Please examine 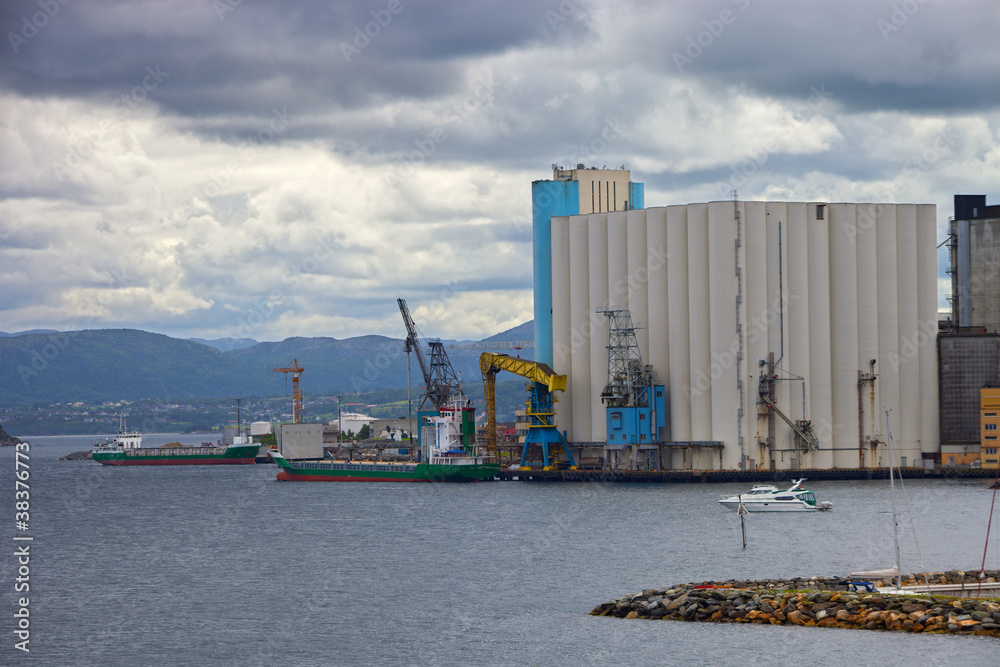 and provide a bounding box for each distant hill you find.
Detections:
[0,323,536,404]
[0,329,257,403]
[188,337,258,352]
[0,329,59,337]
[482,321,533,343]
